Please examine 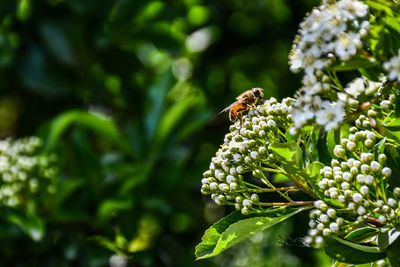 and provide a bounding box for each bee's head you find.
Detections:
[252,88,264,100]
